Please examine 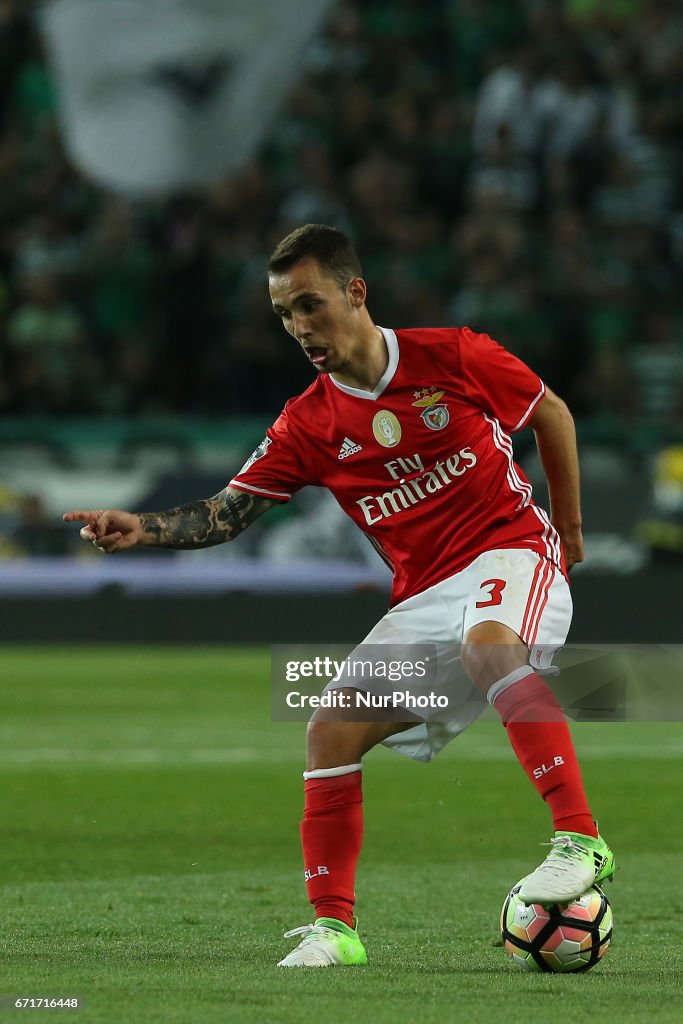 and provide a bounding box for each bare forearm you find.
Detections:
[527,390,584,568]
[139,499,229,549]
[138,488,276,549]
[533,407,582,530]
